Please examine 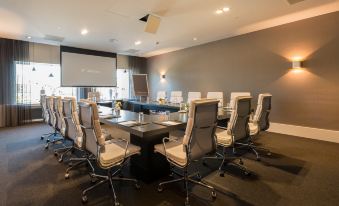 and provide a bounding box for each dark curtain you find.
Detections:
[128,56,147,99]
[0,38,31,127]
